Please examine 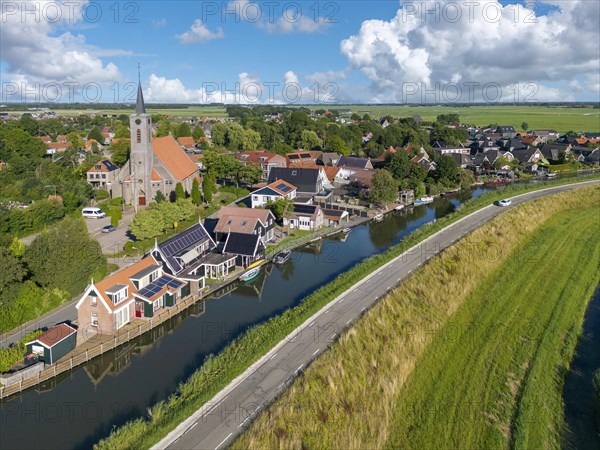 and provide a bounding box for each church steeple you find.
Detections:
[135,65,146,114]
